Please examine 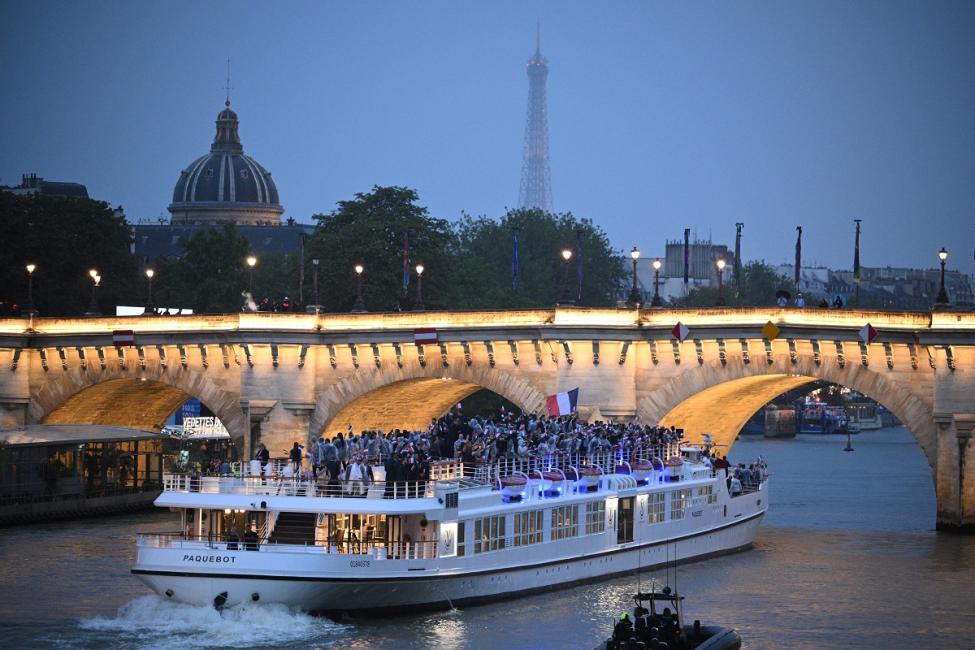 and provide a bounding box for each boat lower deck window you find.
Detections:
[647,492,666,524]
[551,504,579,541]
[513,510,544,546]
[585,500,606,534]
[671,488,692,520]
[473,515,505,554]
